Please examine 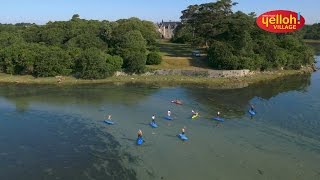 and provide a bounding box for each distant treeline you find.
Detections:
[0,15,161,79]
[302,23,320,40]
[172,0,314,70]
